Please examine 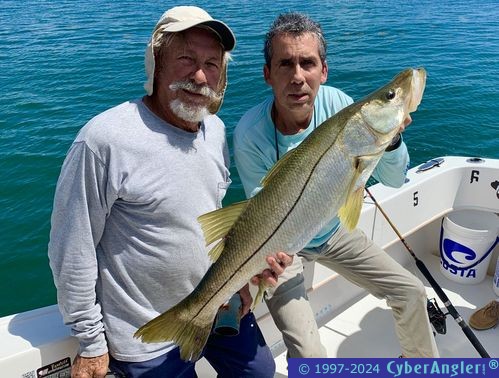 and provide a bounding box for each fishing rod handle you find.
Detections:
[460,323,491,358]
[415,259,490,358]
